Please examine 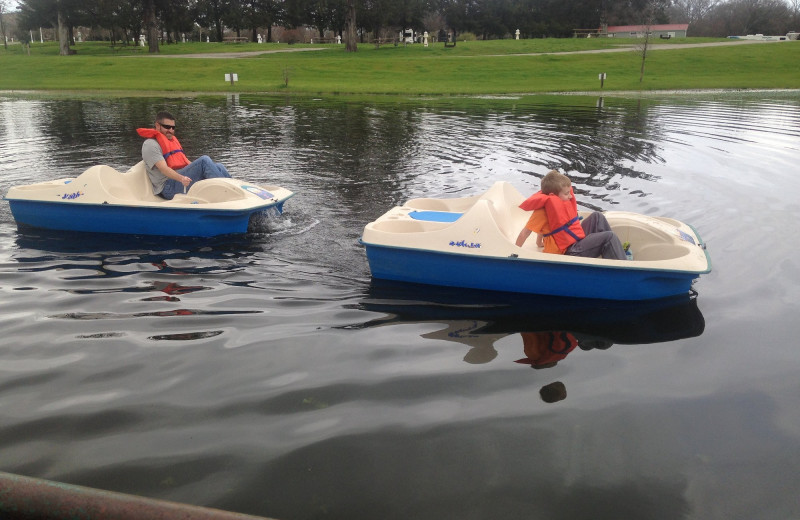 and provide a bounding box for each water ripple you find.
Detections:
[1,93,799,519]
